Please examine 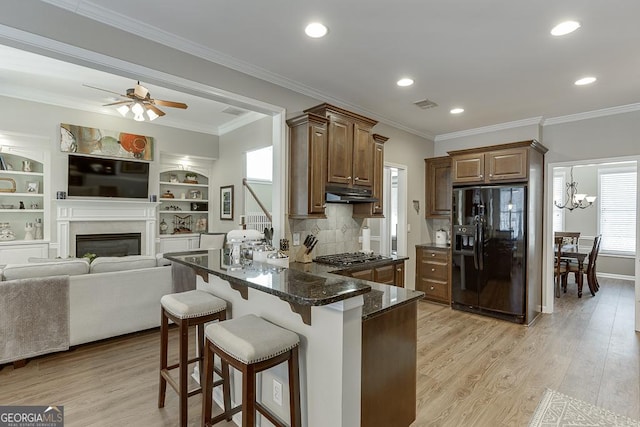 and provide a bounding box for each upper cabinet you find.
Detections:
[425,156,452,218]
[287,113,329,219]
[449,141,546,185]
[289,104,384,219]
[353,134,387,218]
[304,103,378,188]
